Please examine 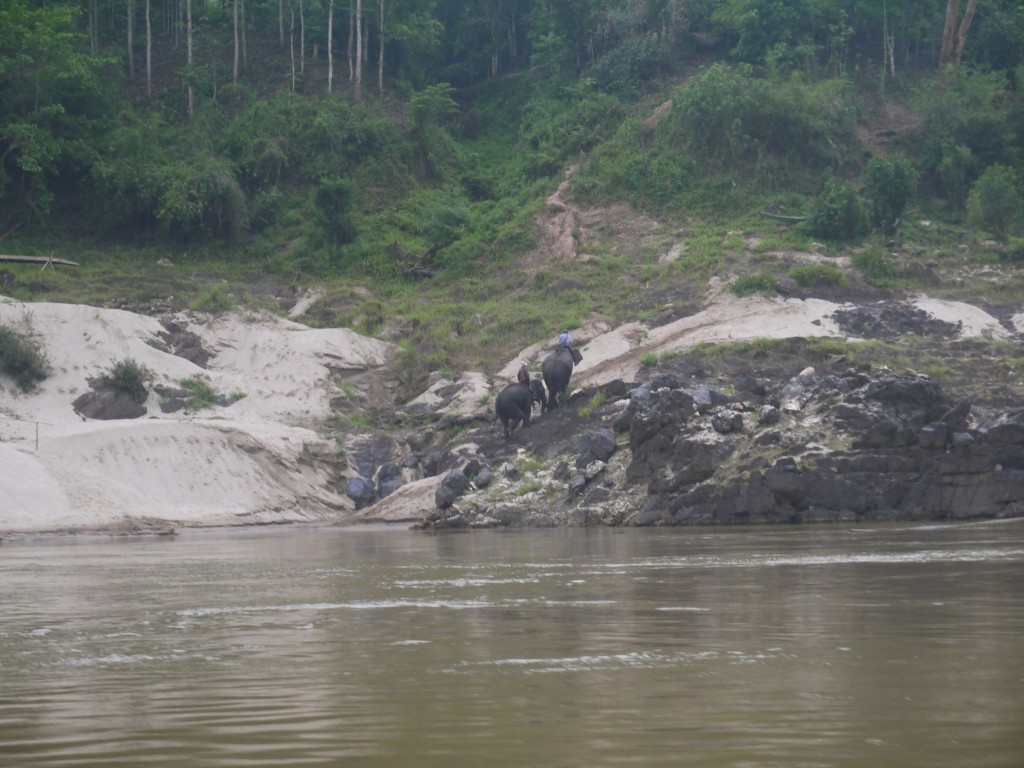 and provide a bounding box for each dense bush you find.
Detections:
[665,64,855,177]
[807,176,867,241]
[730,272,777,297]
[97,359,155,404]
[864,156,918,234]
[968,164,1023,240]
[909,70,1020,205]
[0,322,50,391]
